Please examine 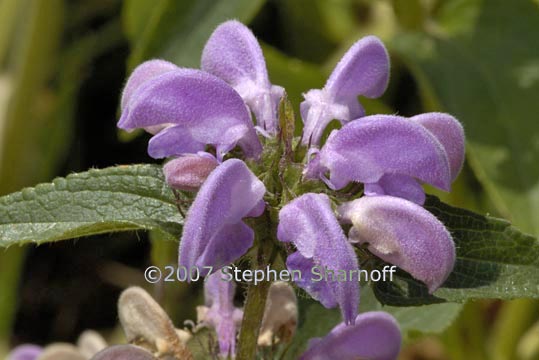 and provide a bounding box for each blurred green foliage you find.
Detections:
[1,0,539,358]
